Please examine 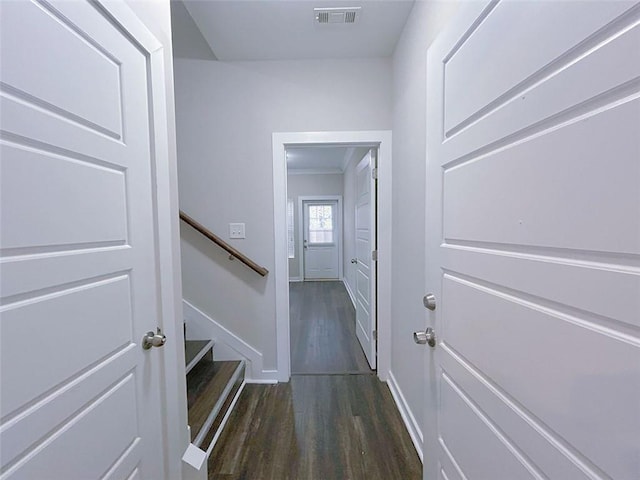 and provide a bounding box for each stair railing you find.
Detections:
[179,211,269,277]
